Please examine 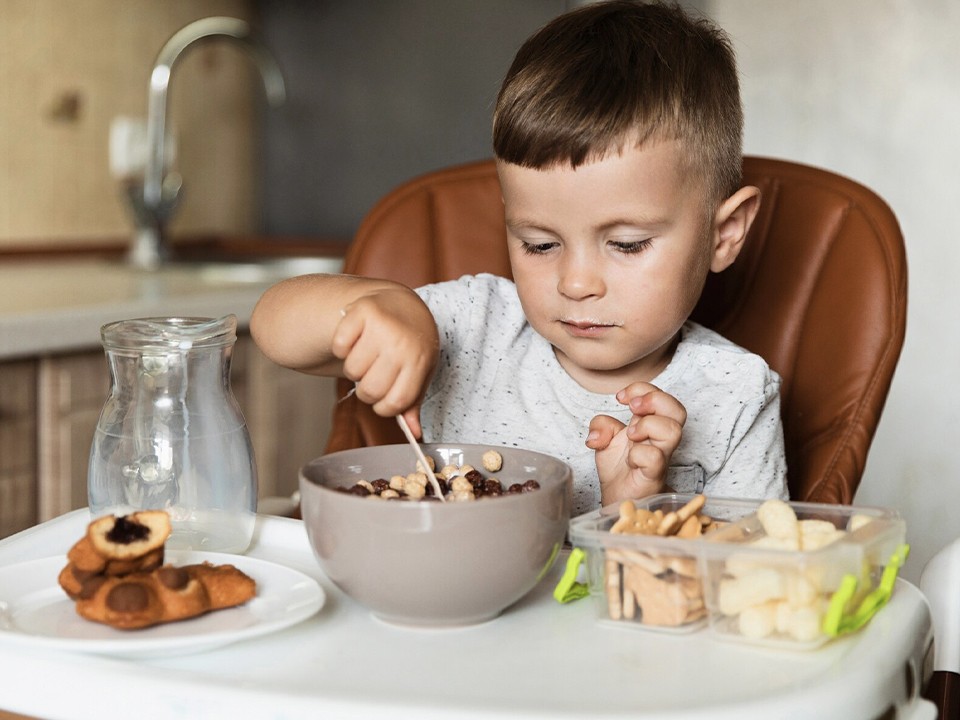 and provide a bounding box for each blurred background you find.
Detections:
[0,0,957,583]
